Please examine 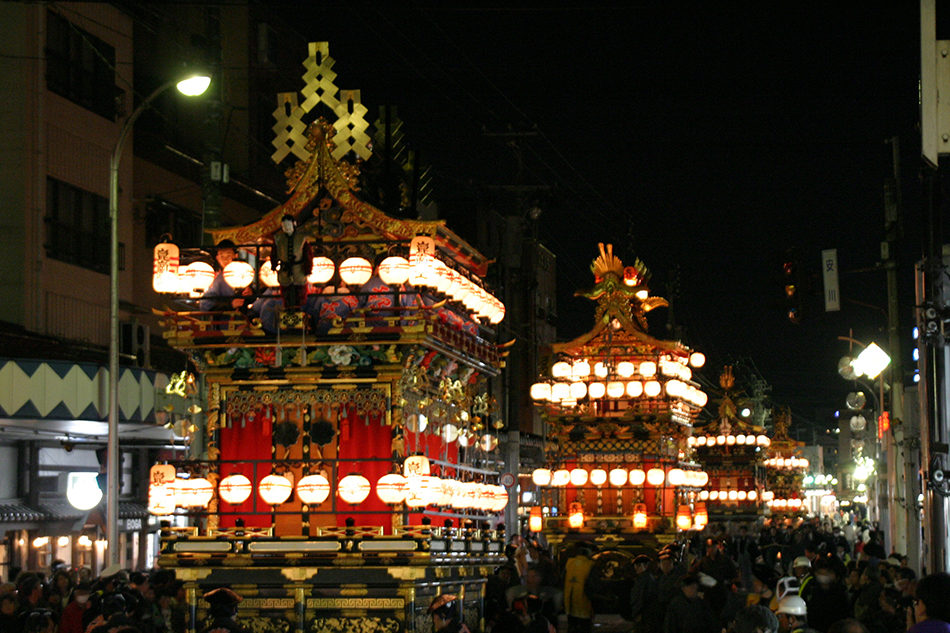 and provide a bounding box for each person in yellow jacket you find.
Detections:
[563,543,595,633]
